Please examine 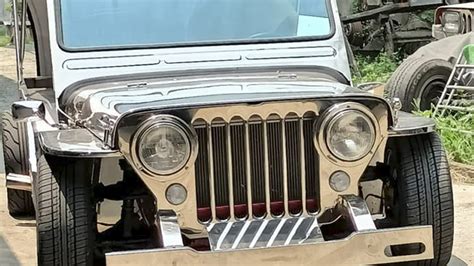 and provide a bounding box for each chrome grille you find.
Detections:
[194,112,320,223]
